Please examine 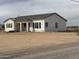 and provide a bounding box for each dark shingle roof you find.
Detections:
[15,13,56,22]
[4,13,67,22]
